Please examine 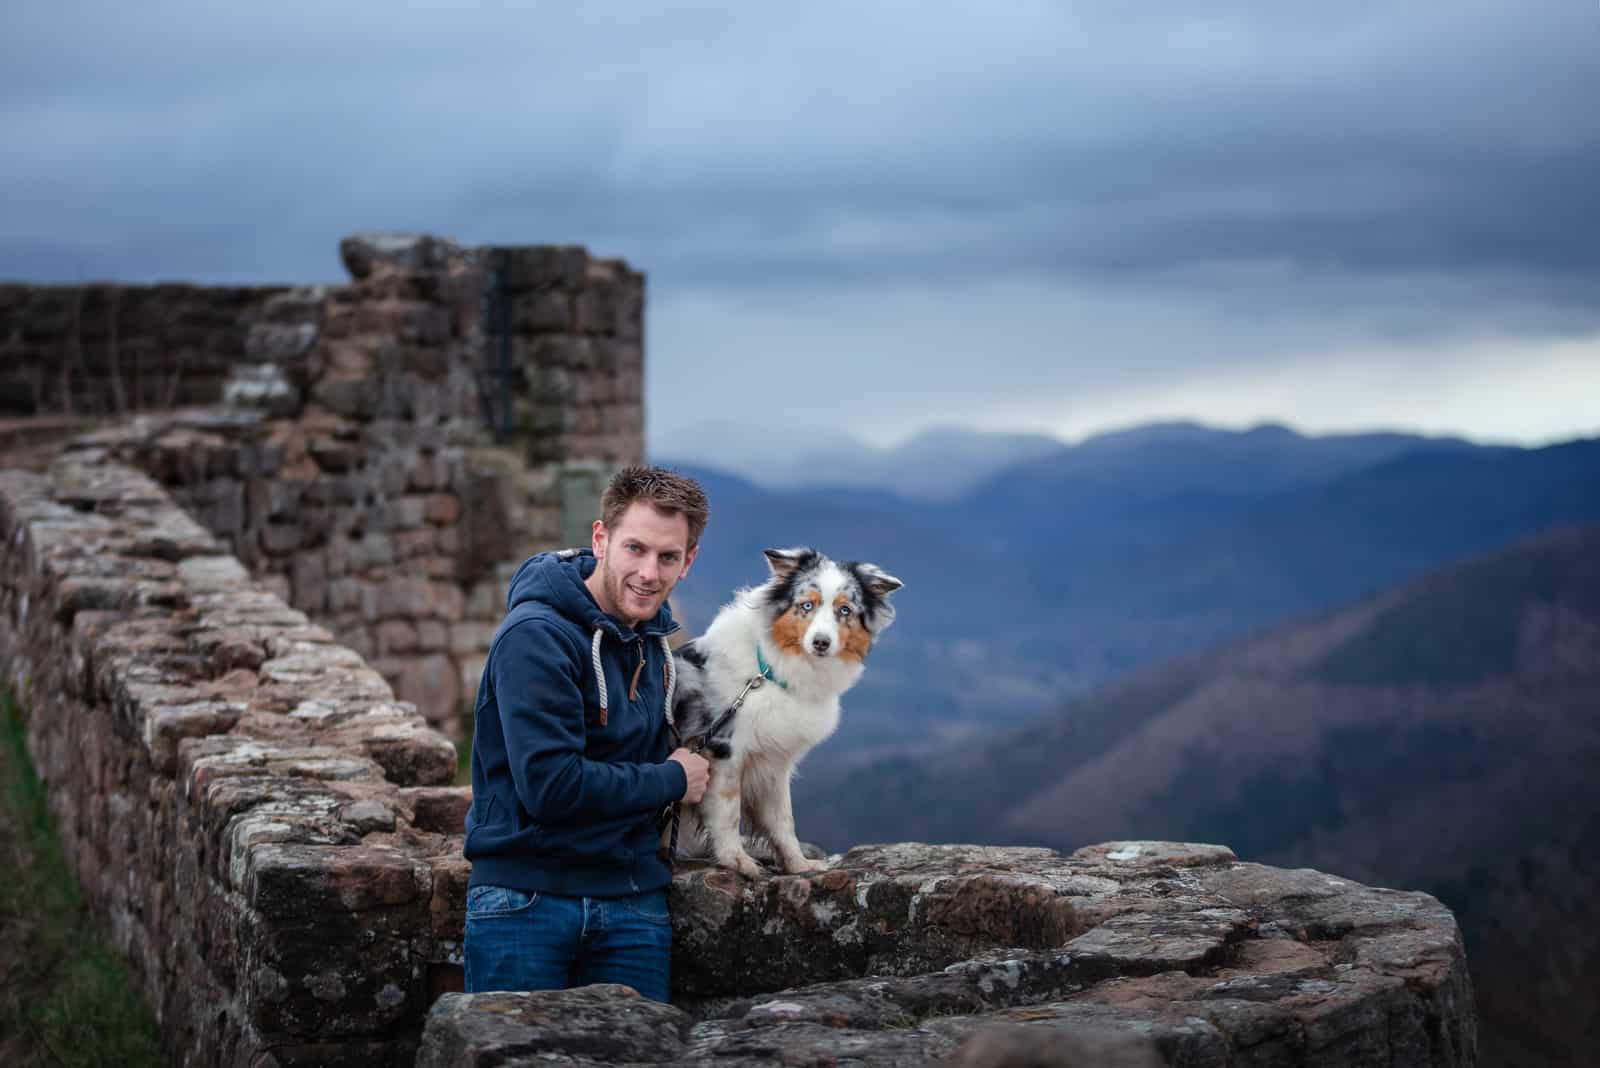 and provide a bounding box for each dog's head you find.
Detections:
[761,547,903,662]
